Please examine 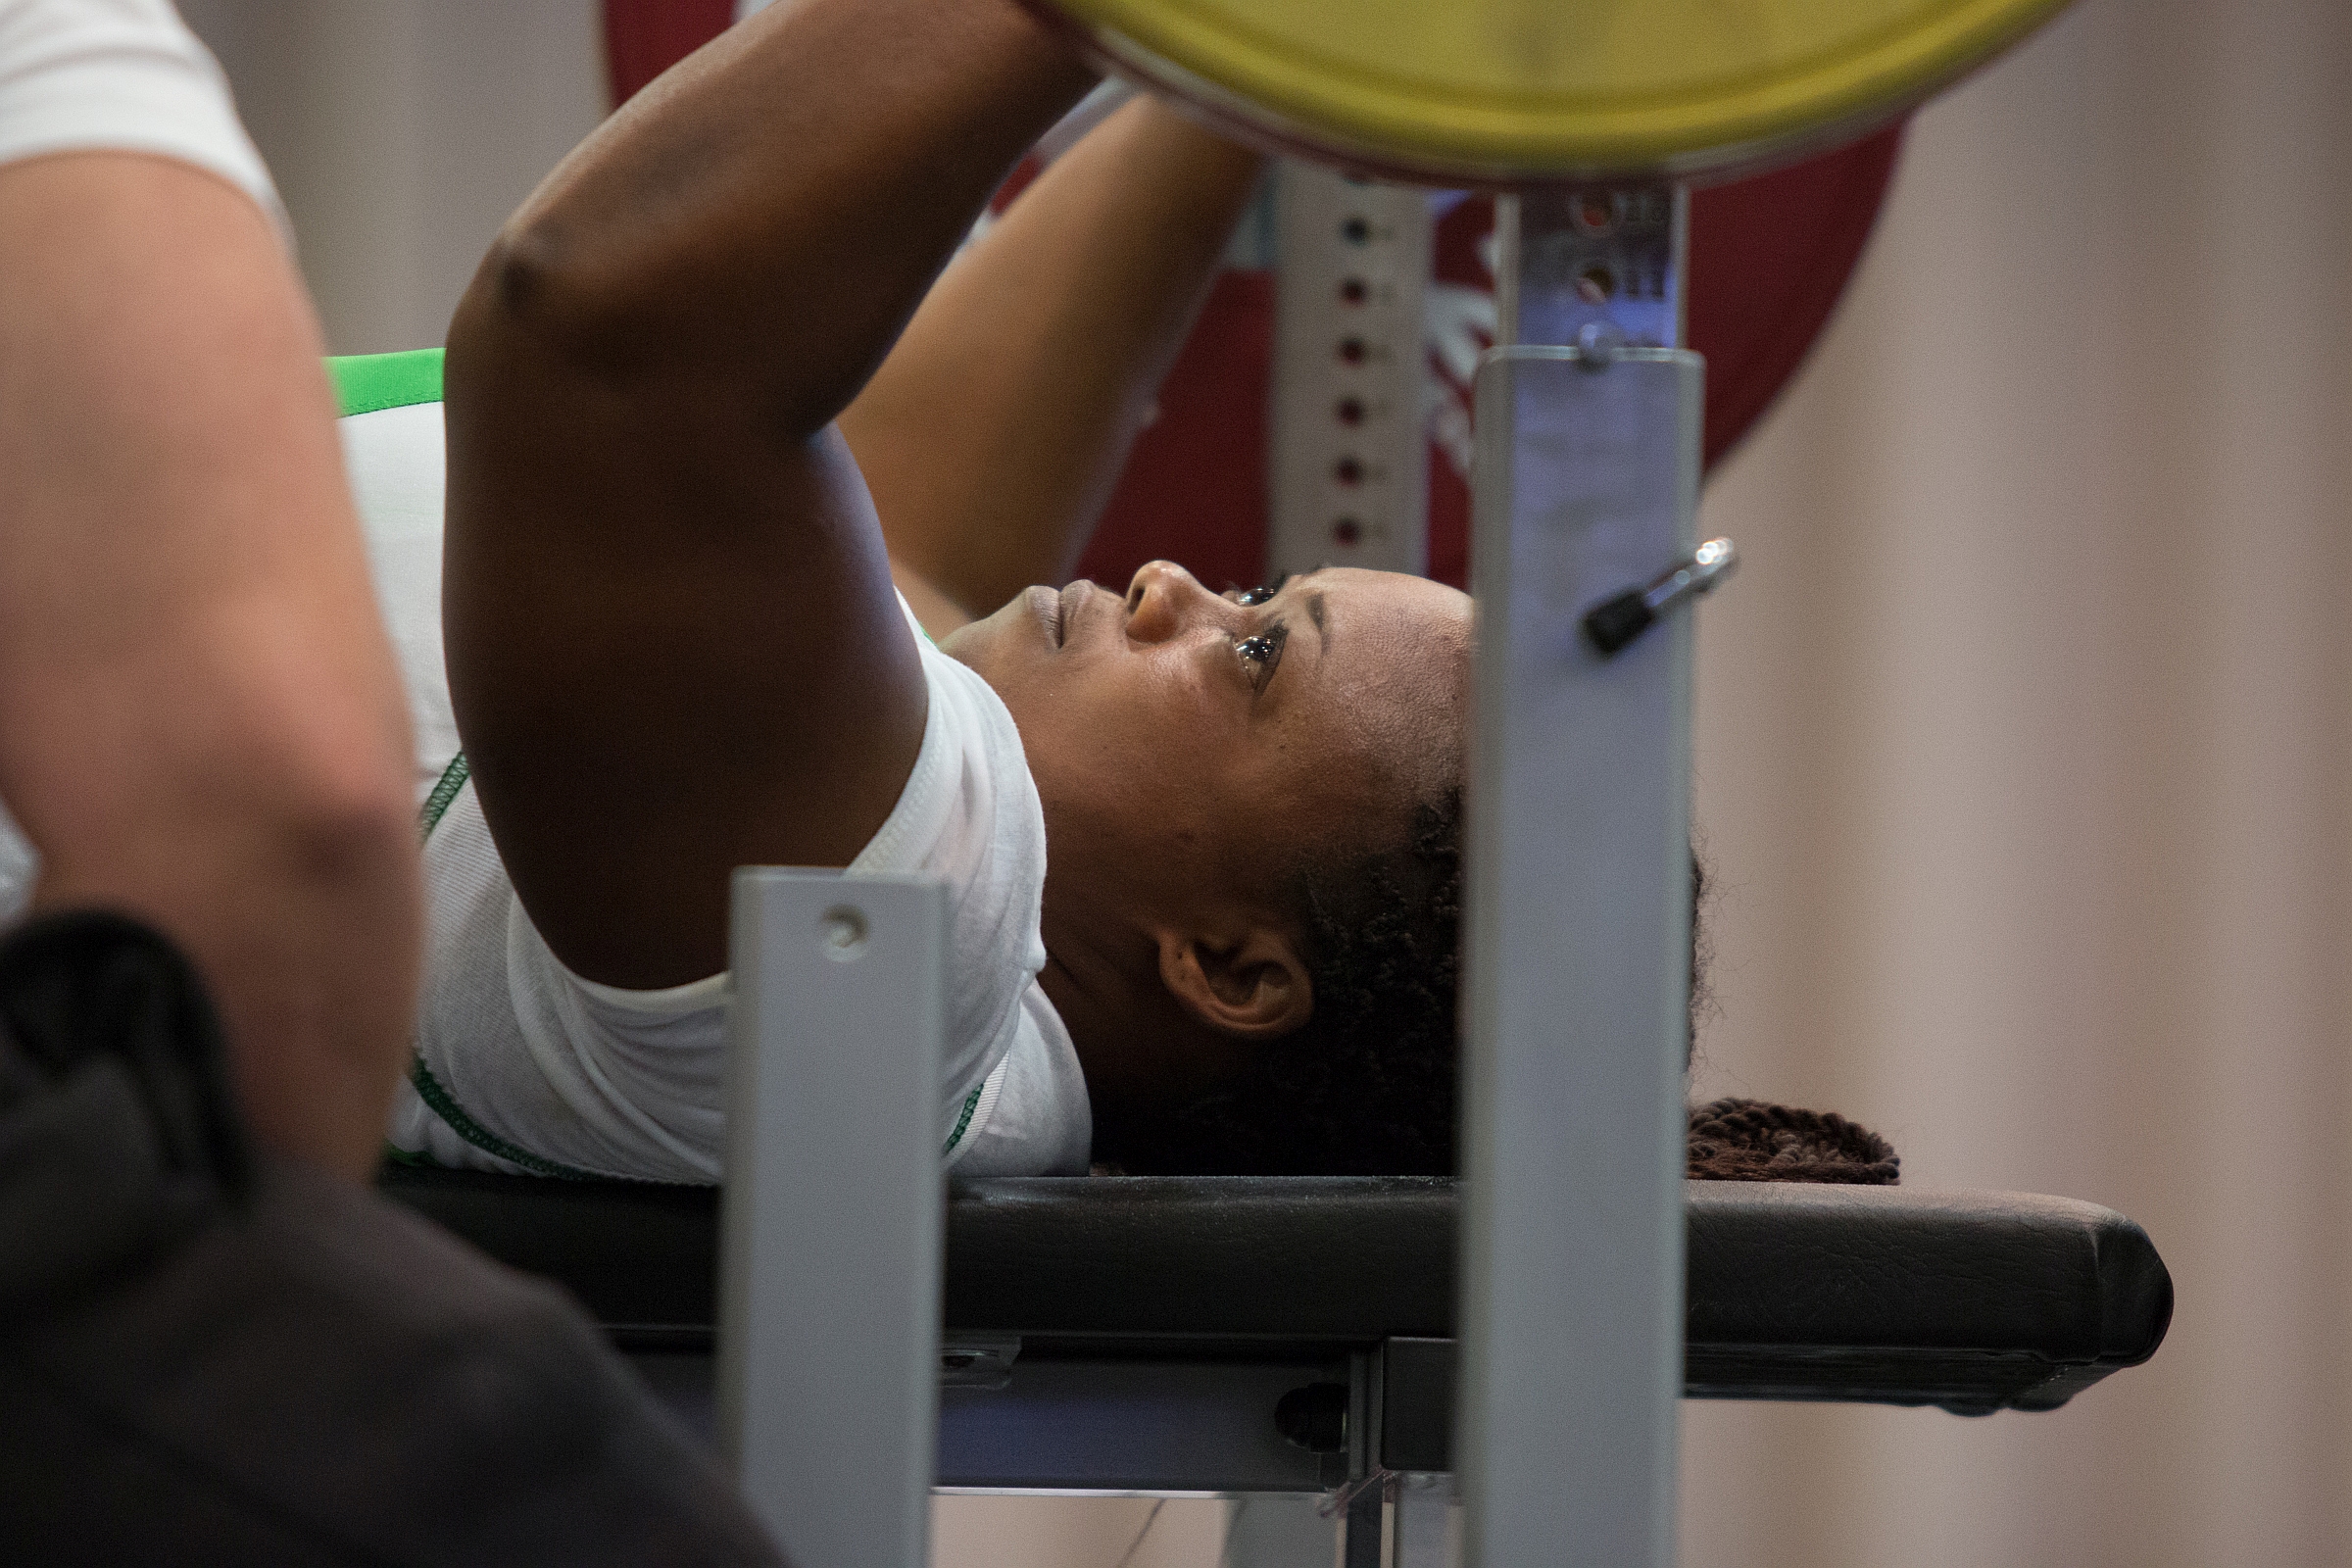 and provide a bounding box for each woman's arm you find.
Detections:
[442,0,1094,989]
[839,96,1266,634]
